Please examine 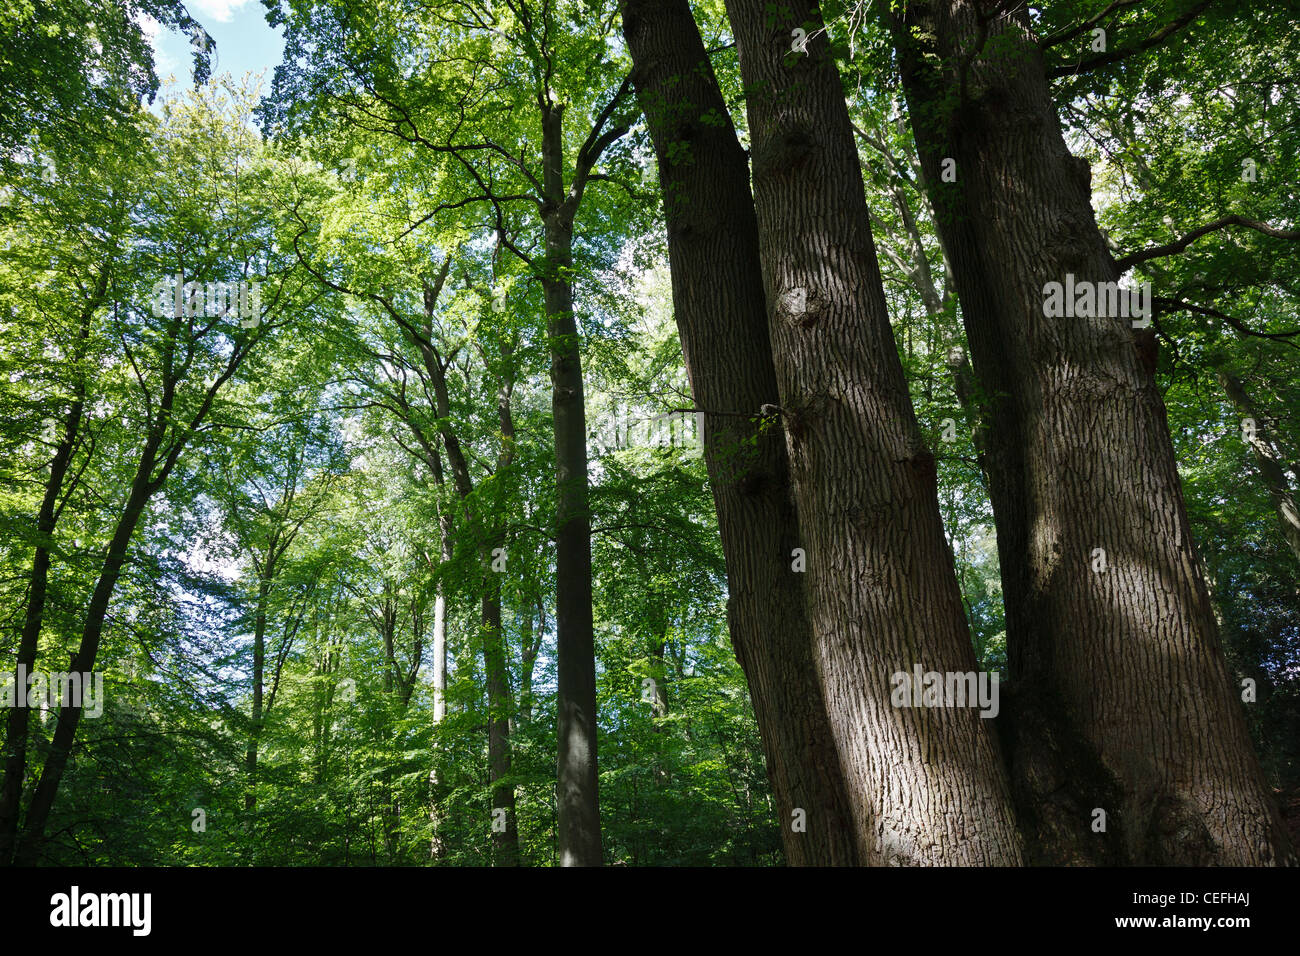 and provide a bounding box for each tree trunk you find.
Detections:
[429,513,451,861]
[0,395,84,863]
[412,268,522,864]
[541,102,603,867]
[622,0,861,865]
[891,0,1294,865]
[482,589,519,866]
[722,0,1025,865]
[432,521,451,726]
[11,293,249,861]
[0,279,101,864]
[1219,370,1300,566]
[13,464,157,865]
[245,573,272,811]
[484,367,520,867]
[518,597,542,725]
